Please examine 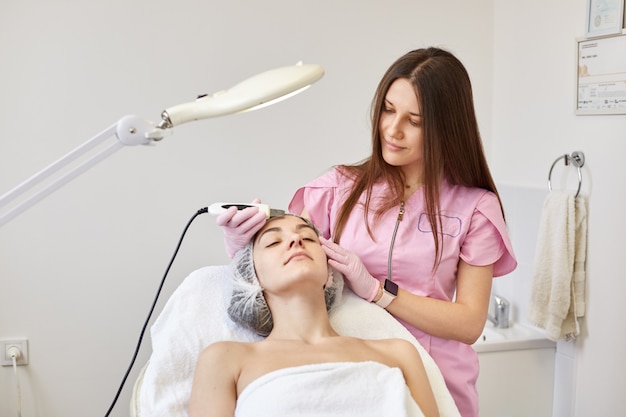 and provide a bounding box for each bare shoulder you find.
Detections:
[190,341,255,416]
[367,337,420,355]
[202,340,253,354]
[196,341,253,371]
[364,338,424,367]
